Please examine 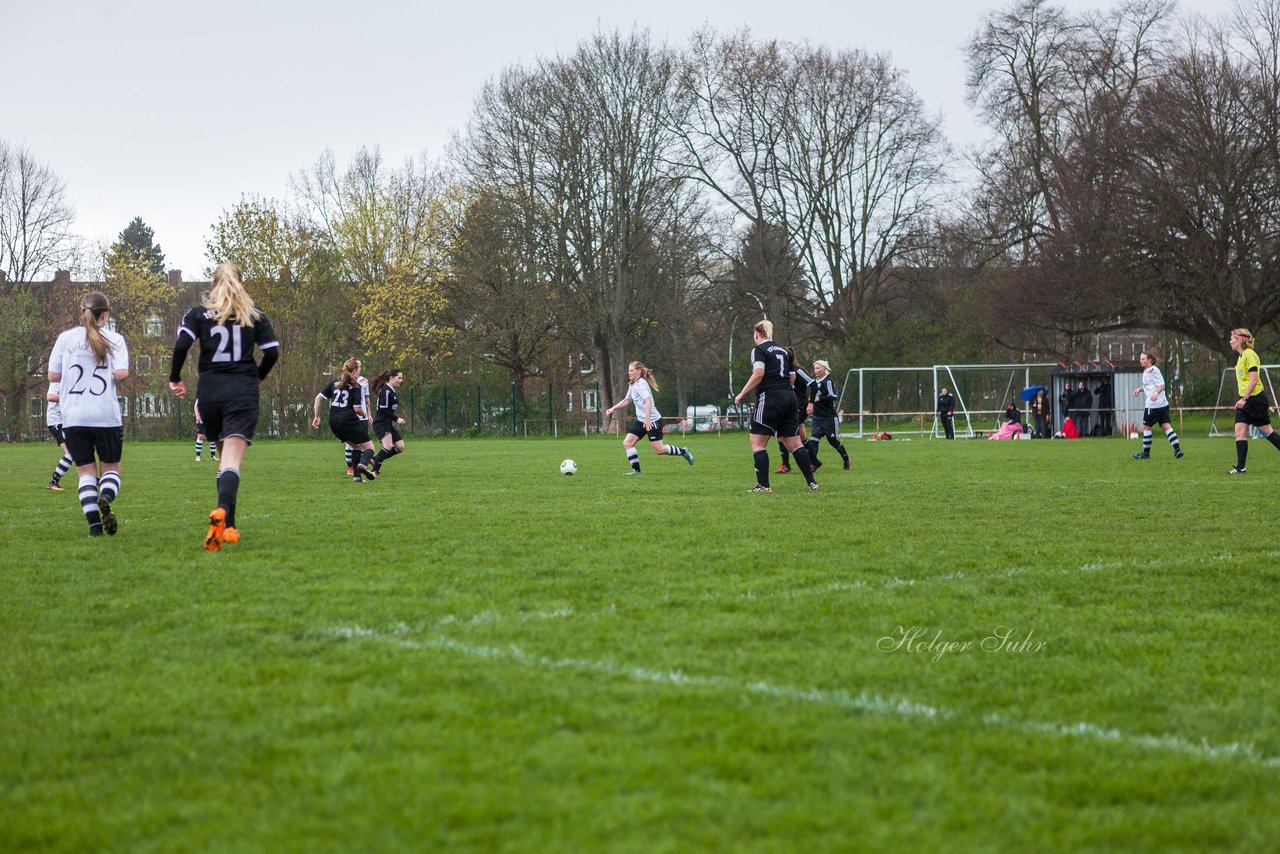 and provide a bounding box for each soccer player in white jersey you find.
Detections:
[44,382,74,491]
[47,292,130,536]
[604,360,694,475]
[1131,349,1183,460]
